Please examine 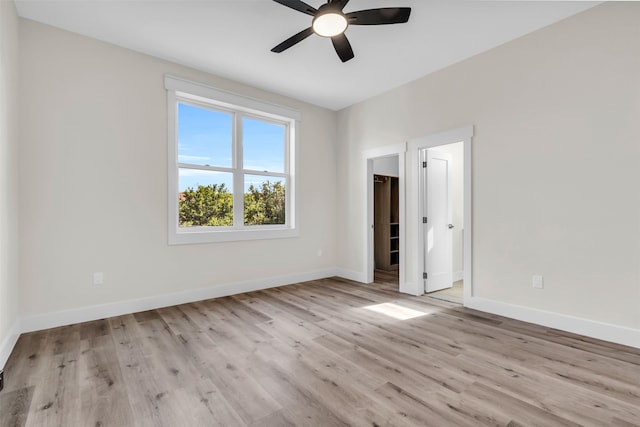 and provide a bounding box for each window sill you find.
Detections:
[168,227,298,245]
